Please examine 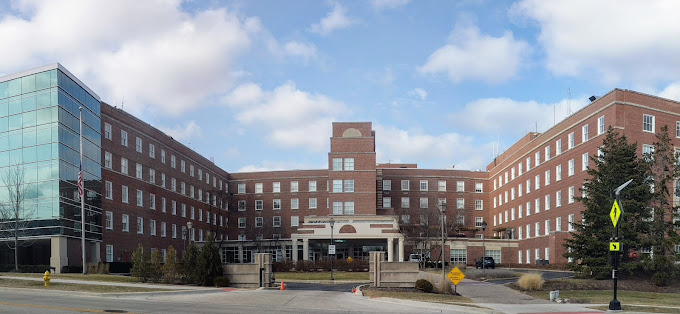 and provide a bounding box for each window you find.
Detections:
[291,198,299,210]
[518,163,523,176]
[457,181,464,192]
[568,159,575,176]
[556,191,562,207]
[643,144,655,161]
[332,158,342,170]
[535,151,540,165]
[677,122,680,138]
[180,160,185,173]
[291,216,299,227]
[291,181,299,192]
[420,197,428,208]
[161,222,166,237]
[149,168,155,183]
[161,173,165,187]
[103,123,112,140]
[598,115,605,135]
[568,132,574,149]
[545,194,551,211]
[309,198,317,209]
[122,186,128,203]
[136,137,142,153]
[401,197,409,208]
[535,222,540,237]
[526,224,531,239]
[255,200,263,211]
[511,208,515,221]
[545,170,550,186]
[526,179,531,194]
[556,139,562,155]
[475,183,483,193]
[643,114,655,133]
[191,206,195,220]
[568,186,575,204]
[568,214,575,231]
[198,169,202,180]
[150,220,156,236]
[475,199,483,210]
[545,145,551,161]
[150,194,156,209]
[582,153,589,171]
[344,201,355,215]
[105,211,113,230]
[511,168,516,180]
[170,155,176,168]
[120,158,128,175]
[161,149,166,163]
[273,199,281,210]
[172,224,177,239]
[135,164,142,179]
[182,204,186,218]
[344,180,354,192]
[333,202,343,215]
[273,216,281,227]
[255,183,263,194]
[526,156,531,170]
[136,217,143,234]
[238,200,246,211]
[121,130,128,146]
[333,180,342,193]
[457,198,464,209]
[105,181,113,199]
[535,198,540,213]
[383,197,391,208]
[106,245,114,263]
[344,158,354,170]
[309,181,317,192]
[526,202,531,216]
[149,144,155,158]
[401,180,410,191]
[475,217,483,228]
[582,125,589,142]
[518,250,523,264]
[273,182,280,193]
[450,249,467,264]
[238,183,246,194]
[420,180,428,191]
[181,182,185,195]
[104,152,112,169]
[171,201,177,215]
[383,180,391,191]
[255,217,263,228]
[238,217,246,228]
[535,175,540,189]
[556,217,562,232]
